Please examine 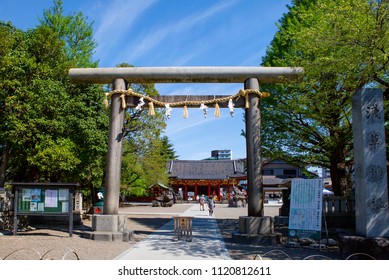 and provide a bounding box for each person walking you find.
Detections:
[208,195,215,216]
[199,195,205,211]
